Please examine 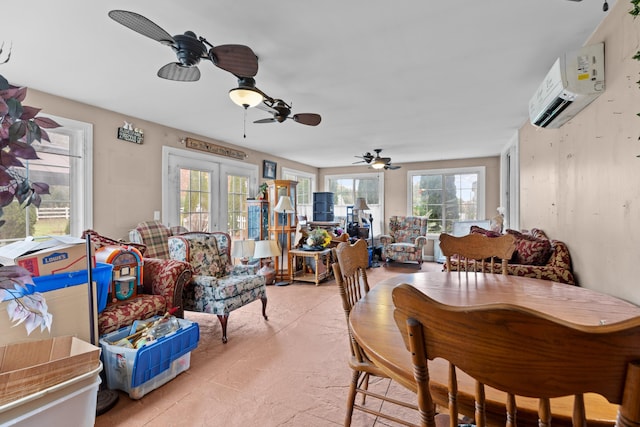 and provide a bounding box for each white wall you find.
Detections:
[519,0,640,304]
